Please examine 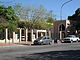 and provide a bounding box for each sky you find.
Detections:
[0,0,80,20]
